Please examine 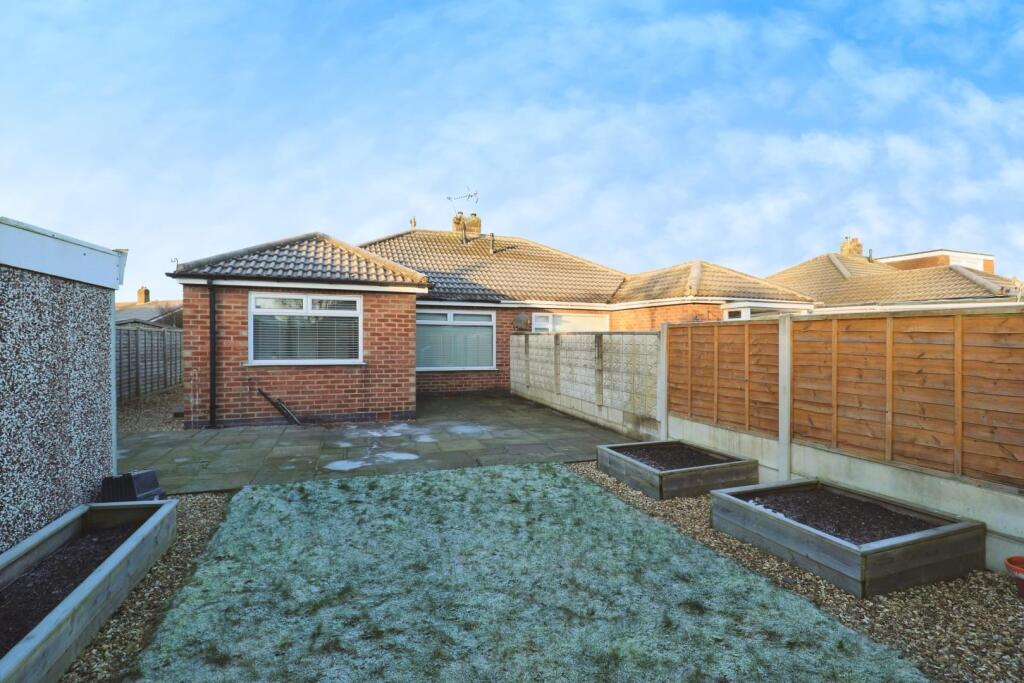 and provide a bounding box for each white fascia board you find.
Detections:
[173,278,428,294]
[721,300,815,312]
[811,298,1020,315]
[876,249,993,262]
[0,216,127,289]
